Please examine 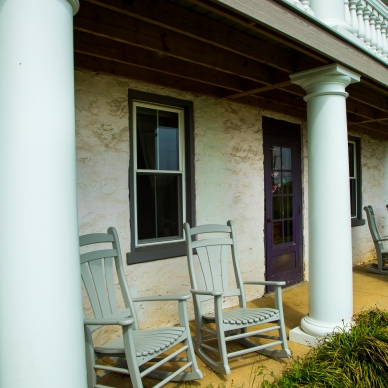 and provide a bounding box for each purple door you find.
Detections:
[263,117,302,291]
